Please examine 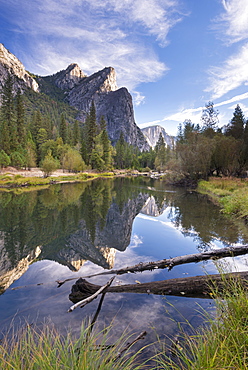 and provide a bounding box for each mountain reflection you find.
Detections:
[0,178,160,292]
[1,177,248,294]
